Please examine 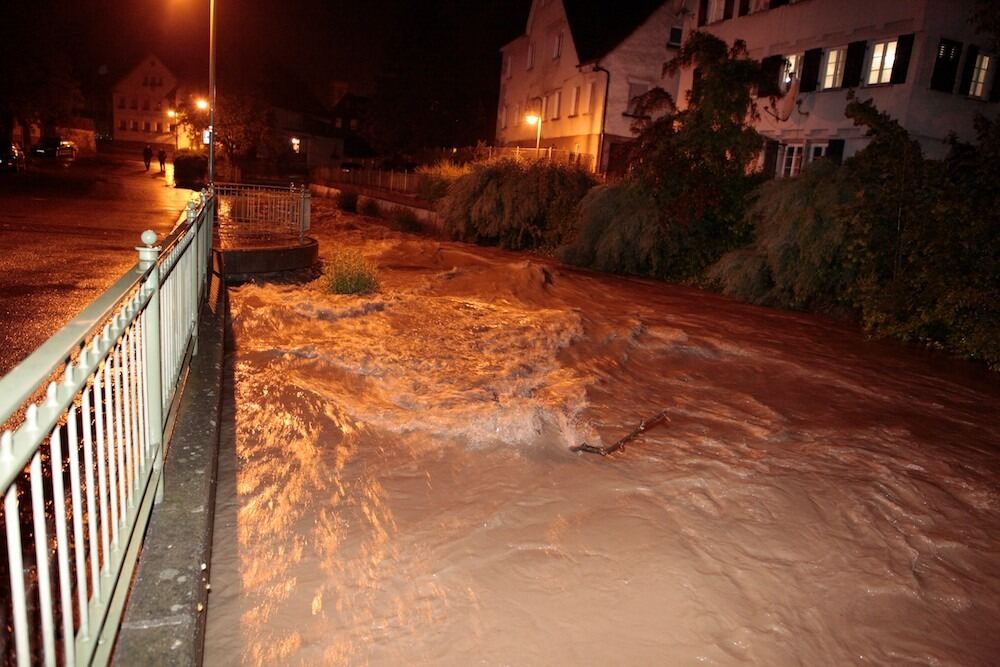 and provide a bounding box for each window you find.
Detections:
[822,47,846,89]
[551,90,561,119]
[626,81,649,115]
[130,98,138,110]
[782,53,801,91]
[807,143,827,162]
[707,0,723,23]
[570,86,581,116]
[585,82,595,114]
[969,53,991,98]
[118,96,125,109]
[130,120,138,131]
[931,39,963,92]
[867,39,897,85]
[527,42,535,69]
[553,32,562,59]
[350,119,358,130]
[156,122,163,133]
[143,121,150,132]
[119,119,126,130]
[780,144,803,177]
[667,26,683,48]
[501,104,508,129]
[514,103,521,126]
[542,95,549,118]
